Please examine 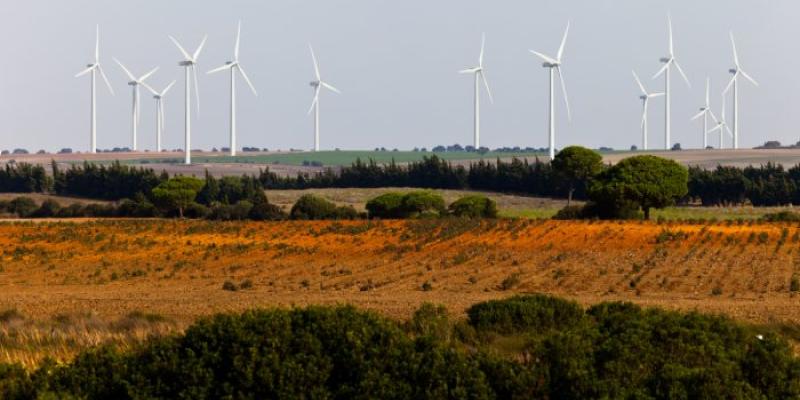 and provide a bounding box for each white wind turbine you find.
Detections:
[724,32,758,150]
[633,71,664,151]
[691,78,717,149]
[308,44,340,152]
[208,21,258,157]
[144,81,176,153]
[459,33,493,150]
[708,94,733,149]
[169,34,207,164]
[113,59,159,151]
[530,21,571,160]
[75,25,114,154]
[653,15,691,150]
